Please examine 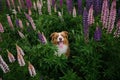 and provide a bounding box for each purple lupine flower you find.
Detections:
[52,0,55,7]
[21,0,25,8]
[16,19,19,27]
[66,0,73,14]
[101,0,109,29]
[78,0,82,15]
[93,0,102,15]
[86,0,93,10]
[18,19,24,29]
[26,0,32,15]
[94,24,102,41]
[107,0,116,33]
[88,5,94,26]
[0,23,4,33]
[83,7,89,43]
[38,31,47,44]
[24,12,36,30]
[60,0,63,7]
[118,7,120,19]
